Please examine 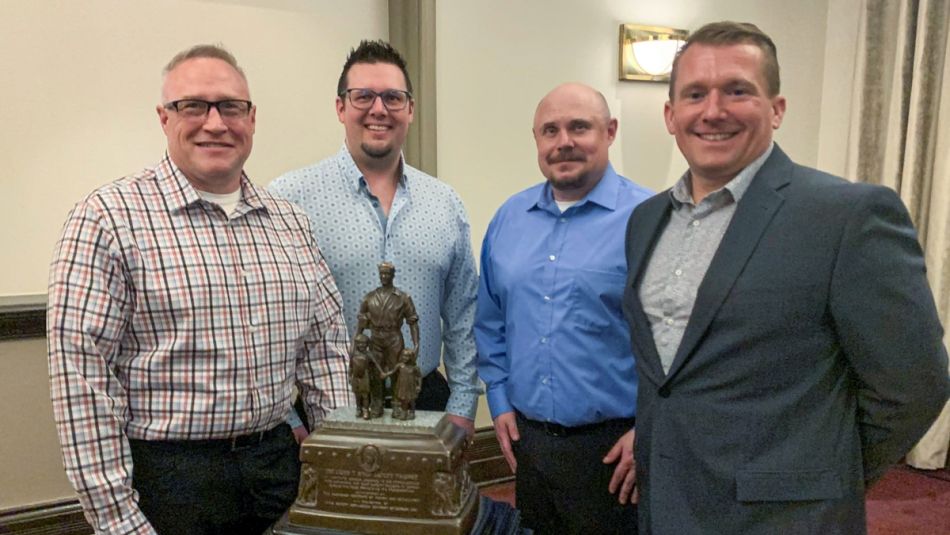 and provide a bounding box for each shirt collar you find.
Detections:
[669,142,774,208]
[156,153,266,213]
[531,162,621,214]
[337,143,407,195]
